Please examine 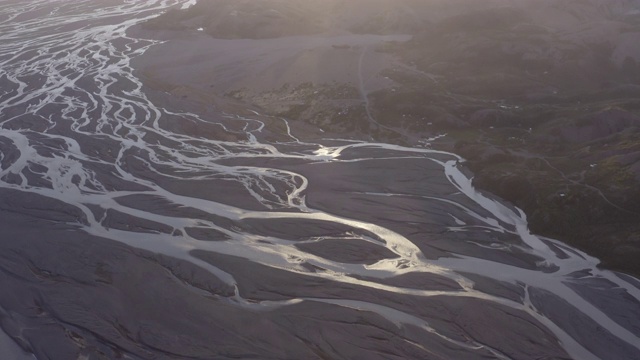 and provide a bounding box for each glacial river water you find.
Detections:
[1,1,639,359]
